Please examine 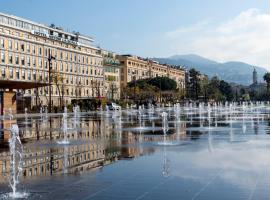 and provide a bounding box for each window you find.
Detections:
[45,73,48,82]
[16,69,19,79]
[8,53,12,64]
[39,58,42,68]
[27,57,30,66]
[1,67,5,78]
[39,47,42,55]
[14,41,18,50]
[8,40,12,49]
[39,72,42,81]
[1,52,5,63]
[9,68,13,79]
[32,45,36,54]
[15,55,19,65]
[22,69,25,79]
[33,70,36,80]
[44,60,47,69]
[33,57,36,67]
[27,44,30,53]
[28,70,31,80]
[21,43,24,52]
[0,38,4,48]
[21,56,25,65]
